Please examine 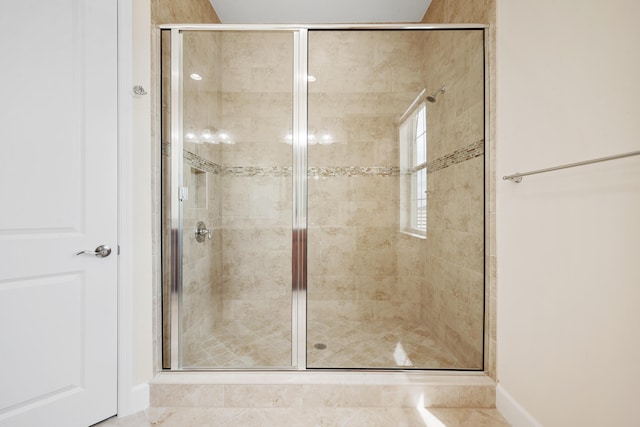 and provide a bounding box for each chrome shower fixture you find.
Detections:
[426,85,446,103]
